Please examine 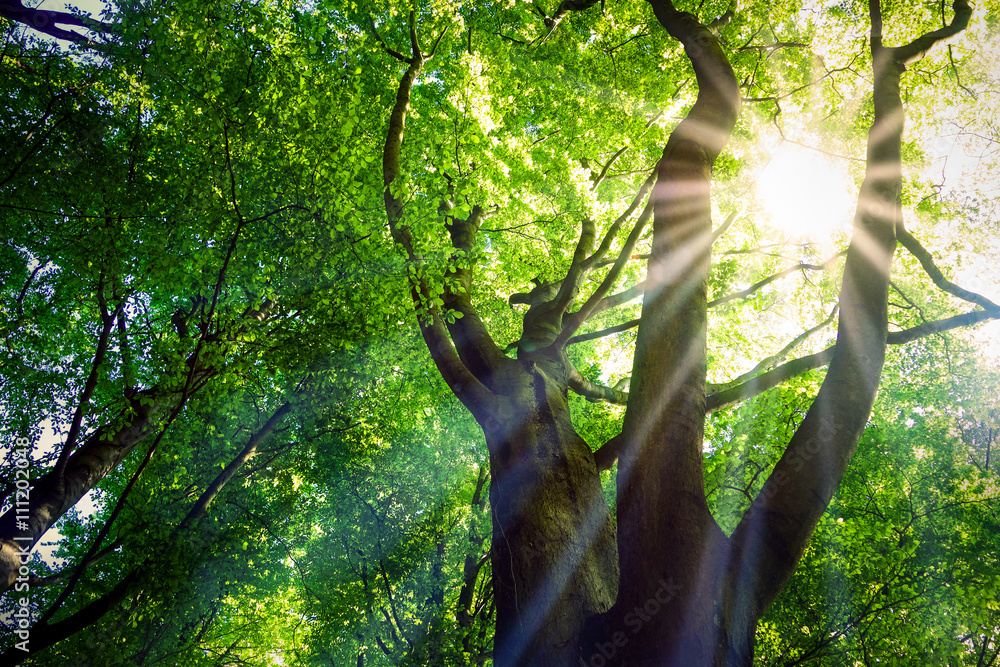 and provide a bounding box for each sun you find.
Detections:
[756,141,855,240]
